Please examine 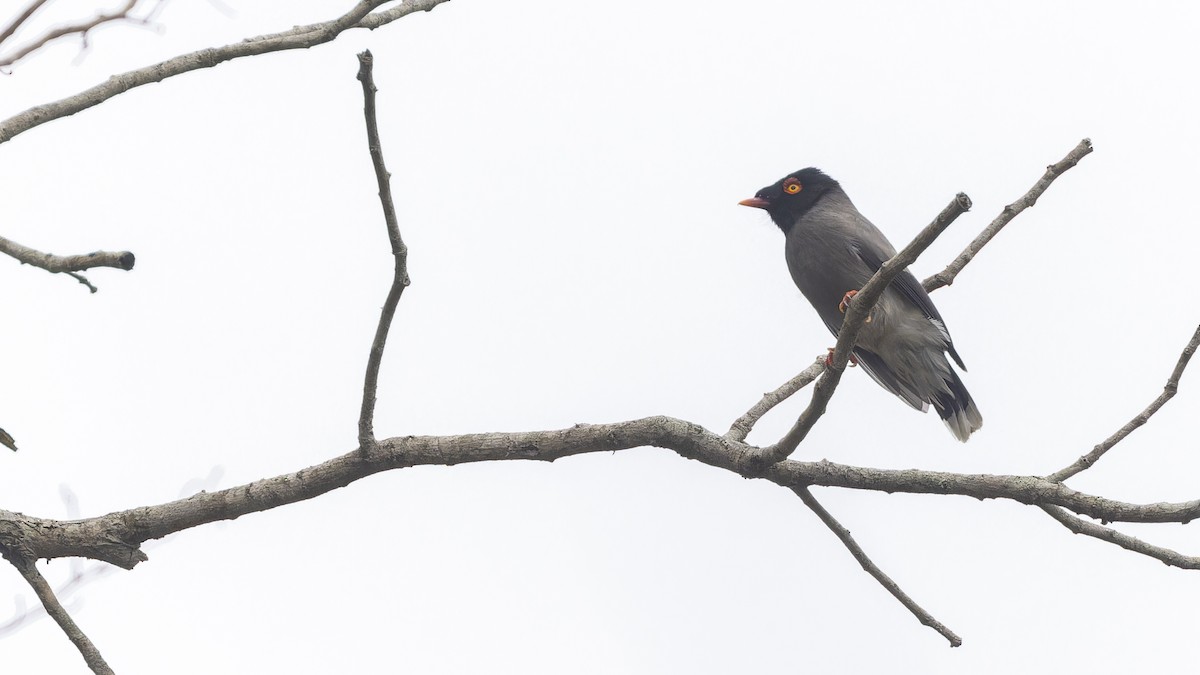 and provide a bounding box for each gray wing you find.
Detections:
[851,241,967,371]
